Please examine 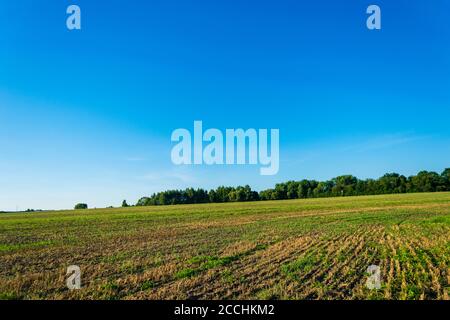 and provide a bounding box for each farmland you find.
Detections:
[0,192,449,300]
